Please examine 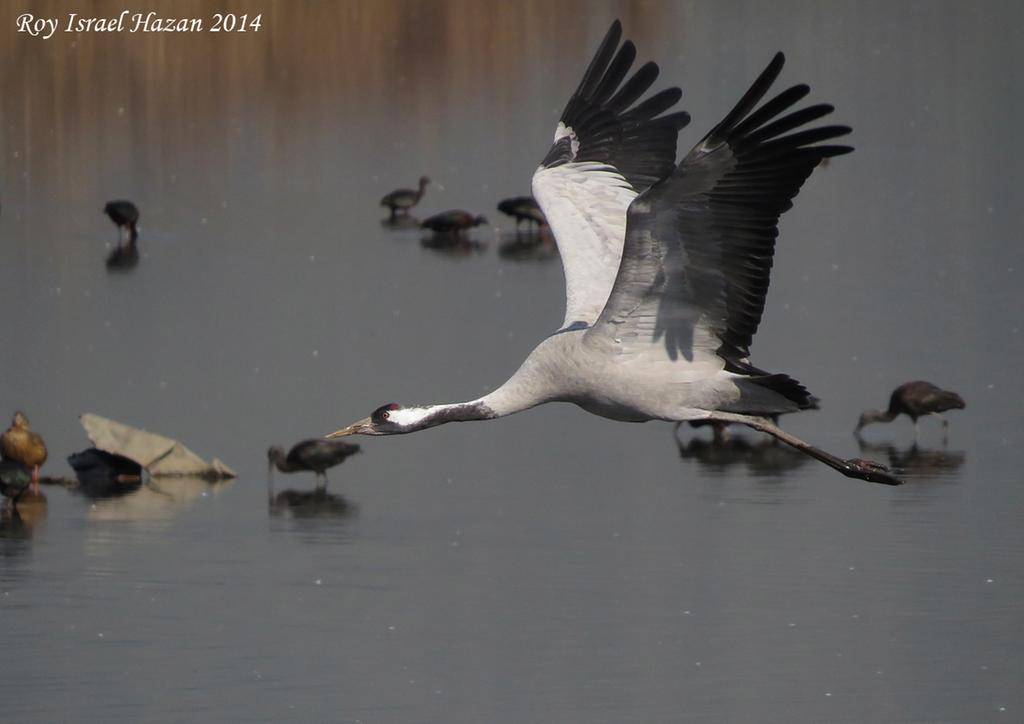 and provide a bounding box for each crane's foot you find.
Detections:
[842,458,903,486]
